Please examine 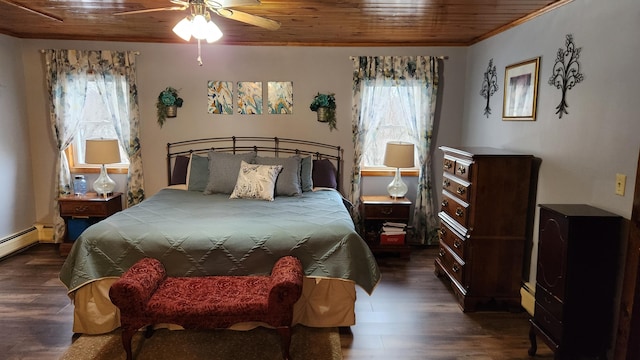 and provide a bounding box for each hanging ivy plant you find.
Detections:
[309,92,337,131]
[156,87,184,127]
